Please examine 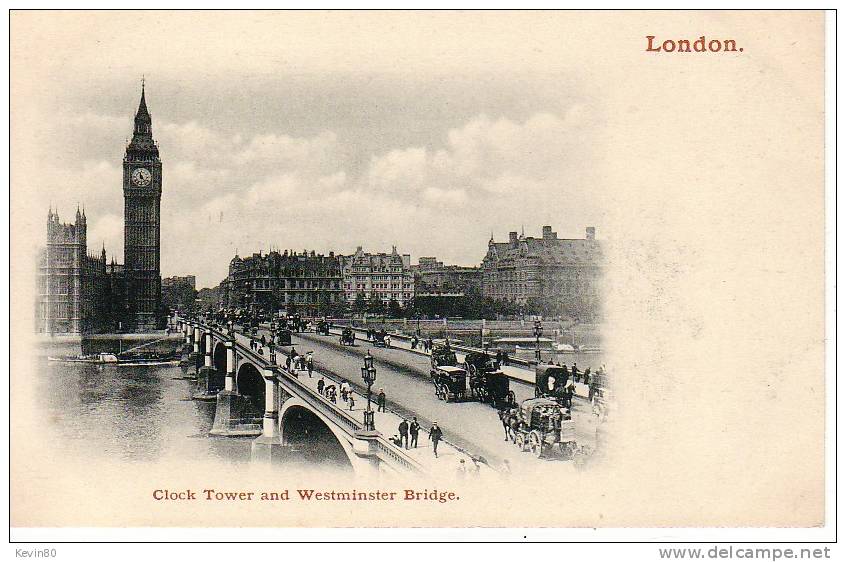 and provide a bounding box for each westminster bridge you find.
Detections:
[174,316,601,478]
[176,317,427,476]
